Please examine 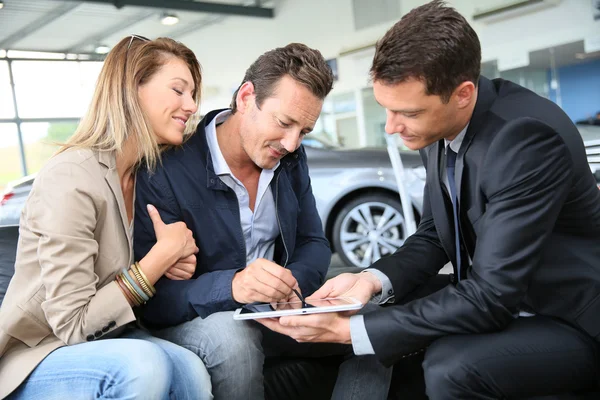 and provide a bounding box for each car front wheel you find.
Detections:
[332,193,407,269]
